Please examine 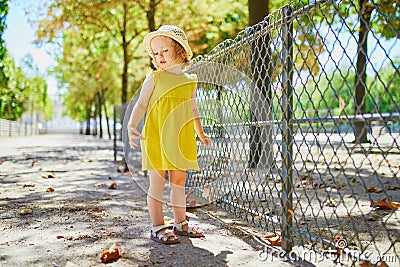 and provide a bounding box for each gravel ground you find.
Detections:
[0,134,301,267]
